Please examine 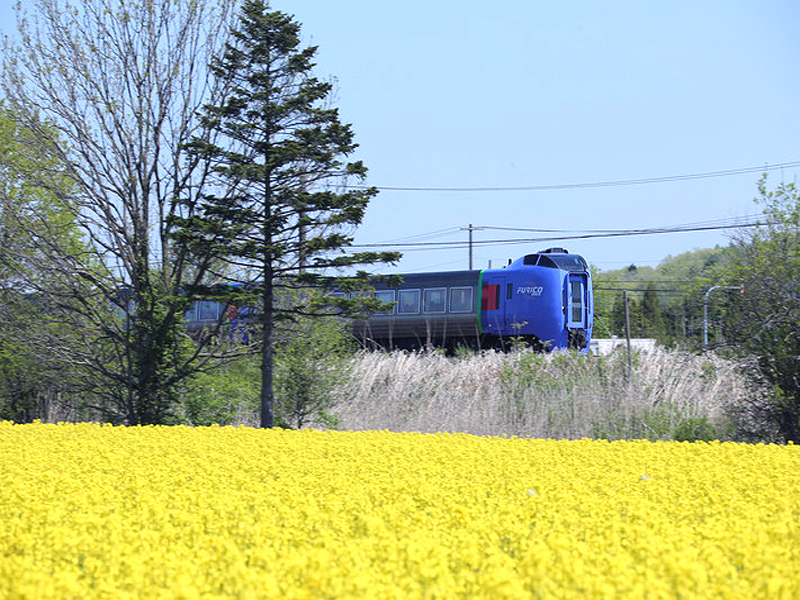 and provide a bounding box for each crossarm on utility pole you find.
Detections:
[459,224,485,270]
